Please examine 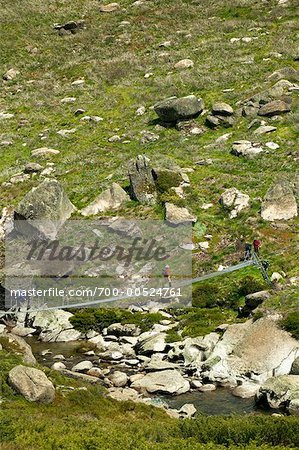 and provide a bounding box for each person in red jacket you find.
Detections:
[163,265,172,287]
[253,239,261,255]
